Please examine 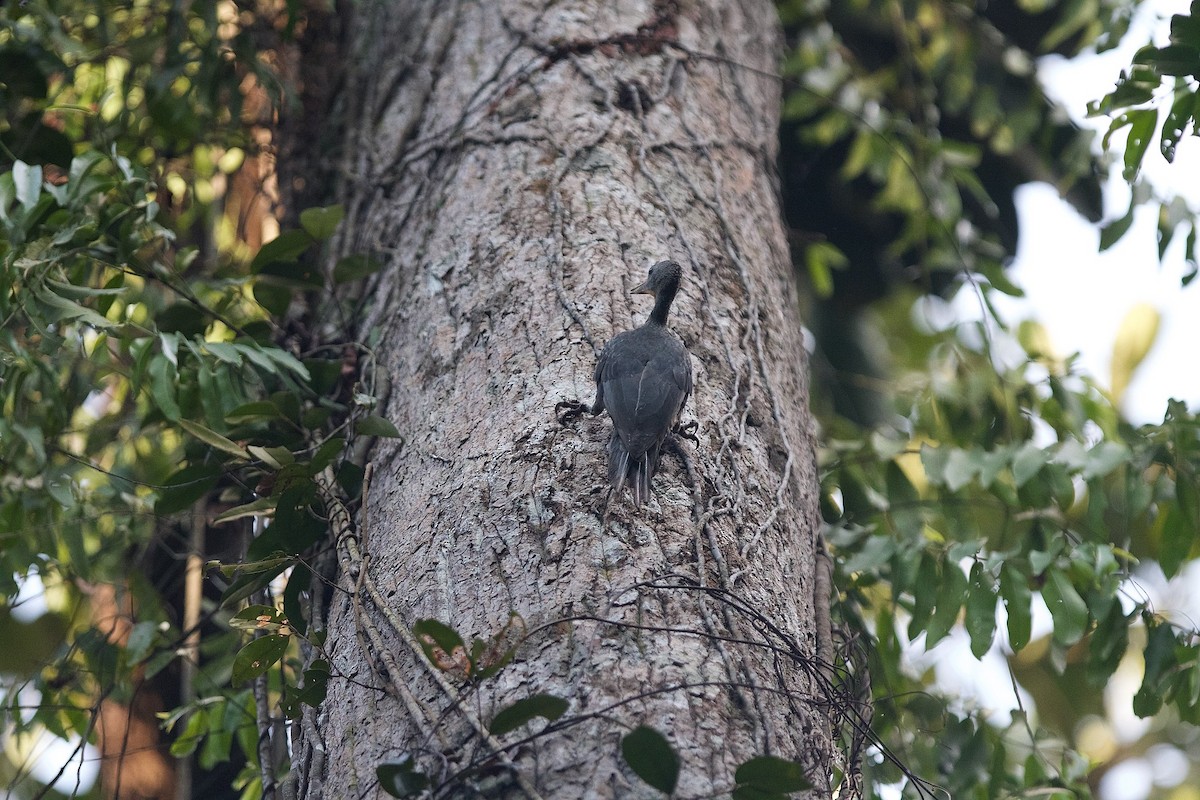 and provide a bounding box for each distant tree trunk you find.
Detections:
[298,1,832,797]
